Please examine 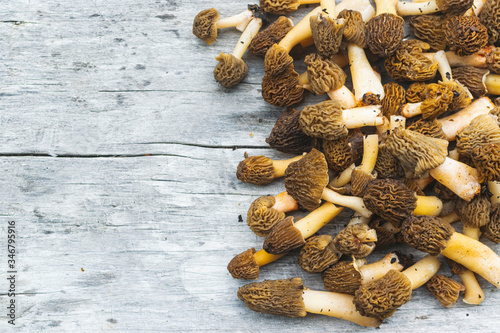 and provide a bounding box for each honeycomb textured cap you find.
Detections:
[305,53,346,95]
[401,216,454,256]
[481,203,500,243]
[333,224,376,258]
[472,143,500,182]
[456,114,500,158]
[227,248,260,279]
[247,196,286,237]
[192,8,220,45]
[409,14,447,51]
[214,53,248,87]
[381,82,406,118]
[337,9,366,48]
[426,274,465,308]
[249,16,293,57]
[237,155,275,185]
[260,0,301,15]
[299,100,348,141]
[262,66,304,107]
[384,40,438,82]
[479,0,500,44]
[366,13,404,58]
[407,119,447,140]
[444,16,488,56]
[452,66,488,98]
[322,260,363,294]
[263,216,305,254]
[310,14,345,57]
[264,44,293,76]
[298,235,340,273]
